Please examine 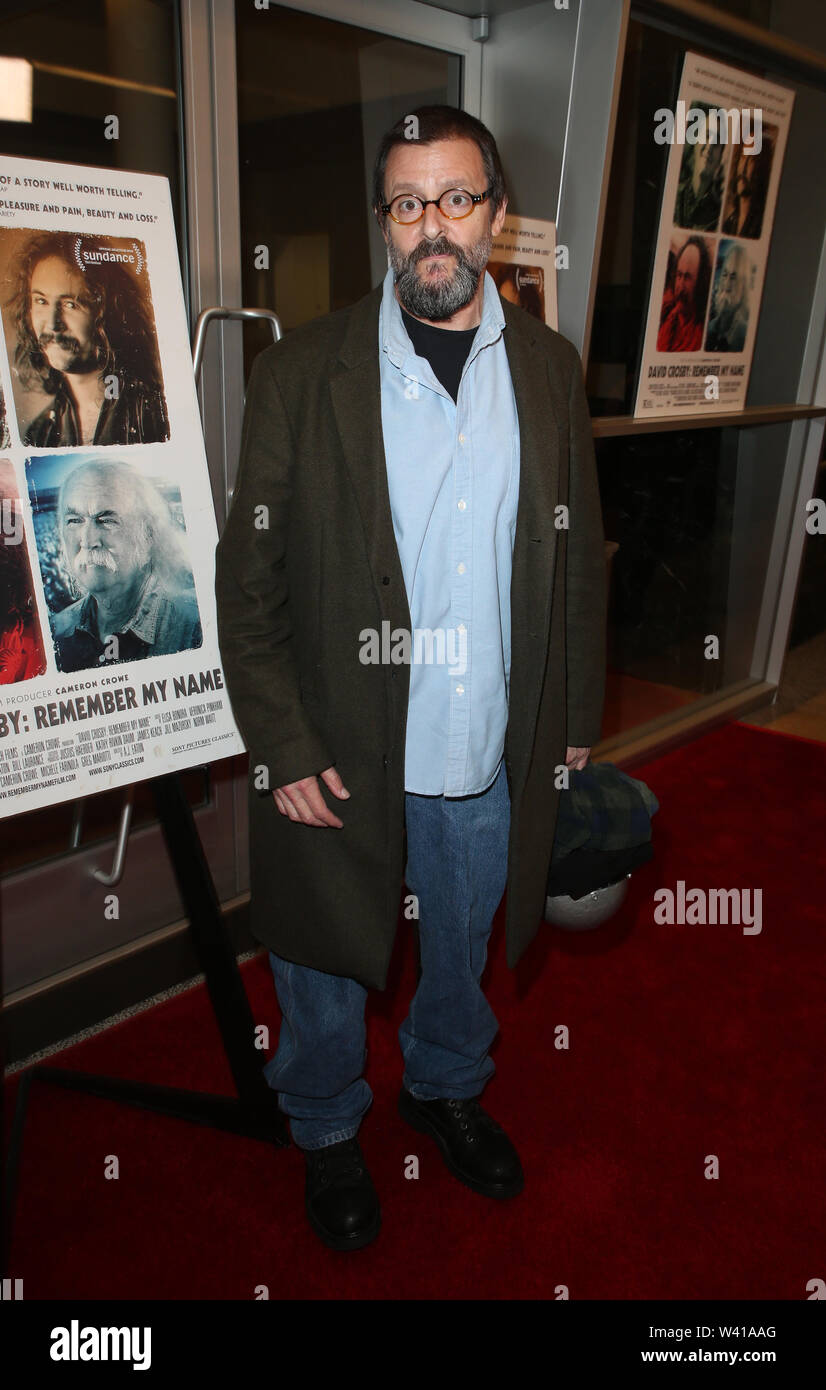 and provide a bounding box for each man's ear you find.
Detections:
[491,194,508,239]
[374,209,389,246]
